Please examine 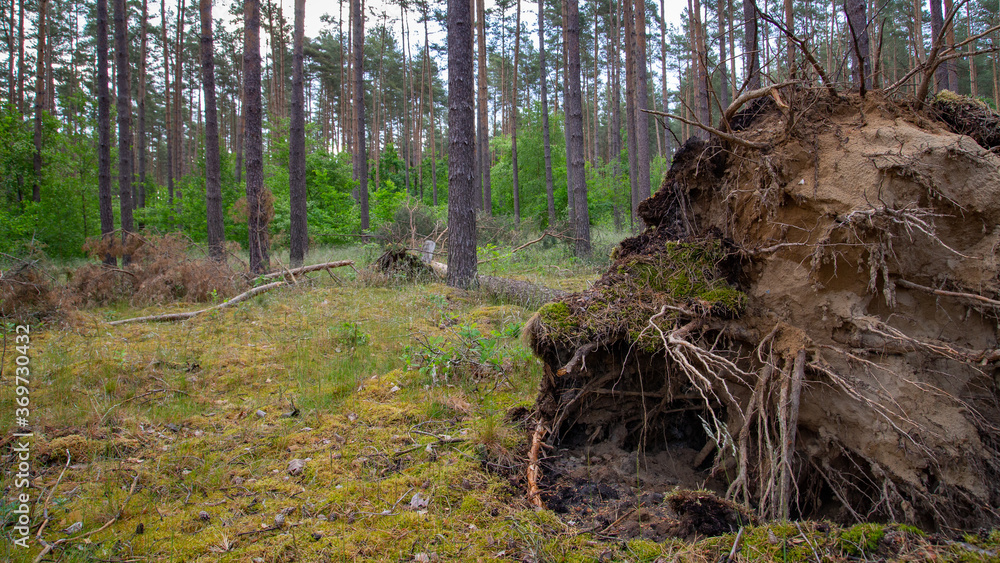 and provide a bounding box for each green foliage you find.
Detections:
[838,523,886,556]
